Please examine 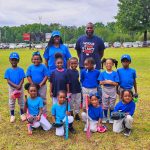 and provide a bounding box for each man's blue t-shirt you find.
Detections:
[43,44,71,74]
[80,69,100,88]
[114,100,136,116]
[75,35,105,70]
[117,68,136,89]
[50,69,69,97]
[26,64,49,84]
[67,69,81,94]
[51,102,71,123]
[88,104,103,121]
[98,71,119,86]
[27,96,43,116]
[4,67,25,85]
